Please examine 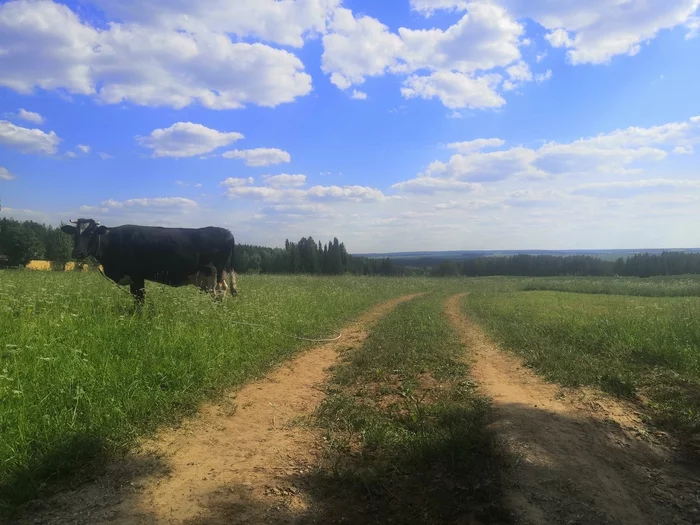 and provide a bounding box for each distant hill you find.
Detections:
[354,248,700,266]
